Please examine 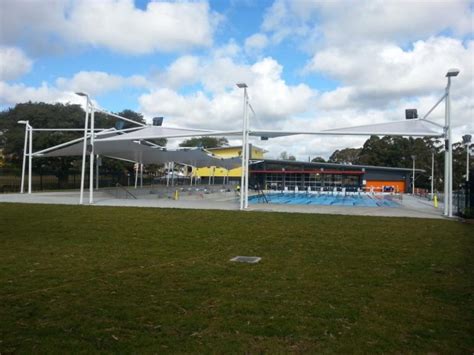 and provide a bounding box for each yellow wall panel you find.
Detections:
[194,145,264,177]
